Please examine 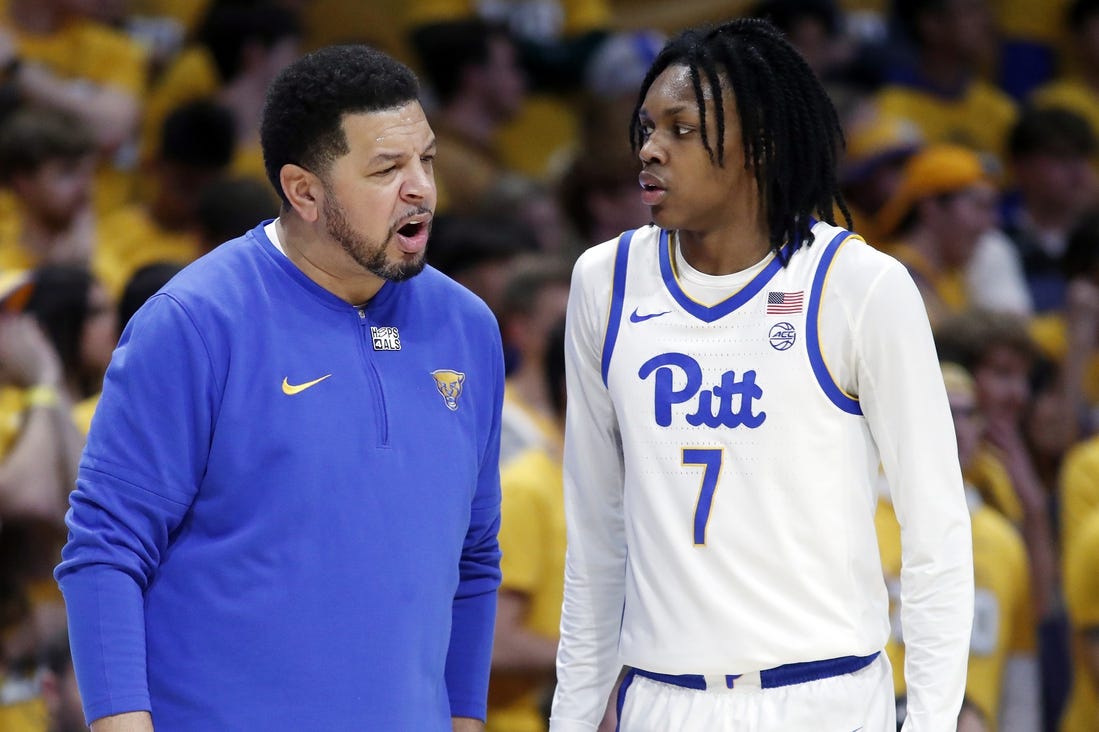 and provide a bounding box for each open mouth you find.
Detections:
[398,220,426,238]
